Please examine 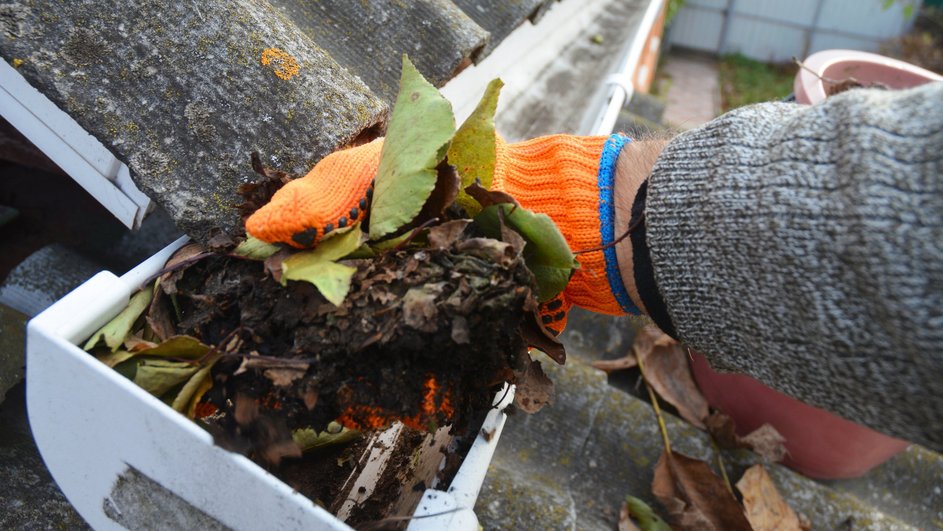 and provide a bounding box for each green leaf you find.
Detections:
[133,358,199,397]
[449,78,503,216]
[292,422,362,452]
[625,496,672,531]
[369,55,456,240]
[475,204,579,302]
[234,235,280,260]
[84,288,153,352]
[282,223,363,306]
